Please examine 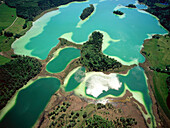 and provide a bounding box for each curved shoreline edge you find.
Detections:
[139,35,170,127]
[0,0,169,127]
